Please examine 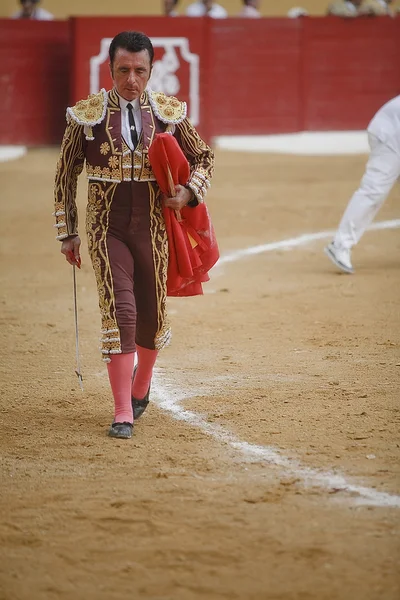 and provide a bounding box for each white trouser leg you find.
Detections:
[334,134,400,249]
